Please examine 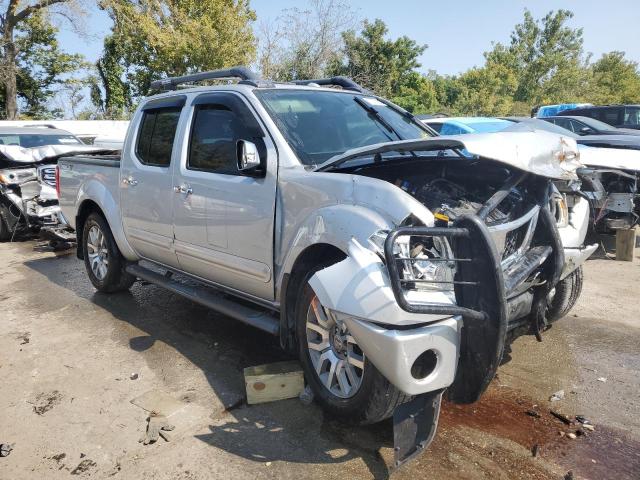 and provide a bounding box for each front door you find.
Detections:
[121,96,185,267]
[172,92,277,300]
